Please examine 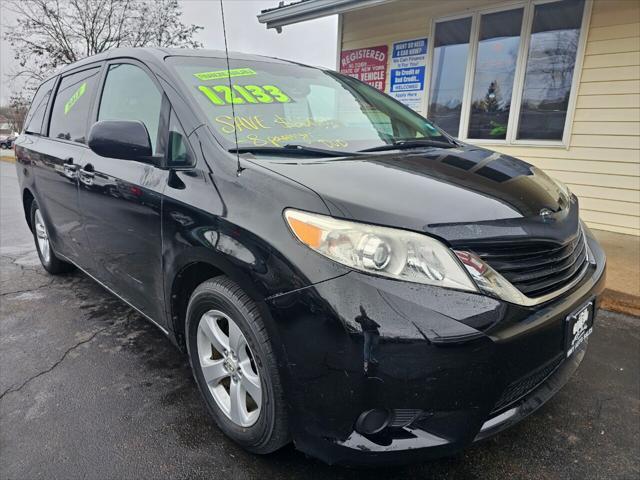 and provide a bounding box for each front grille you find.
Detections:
[492,355,564,413]
[460,227,588,298]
